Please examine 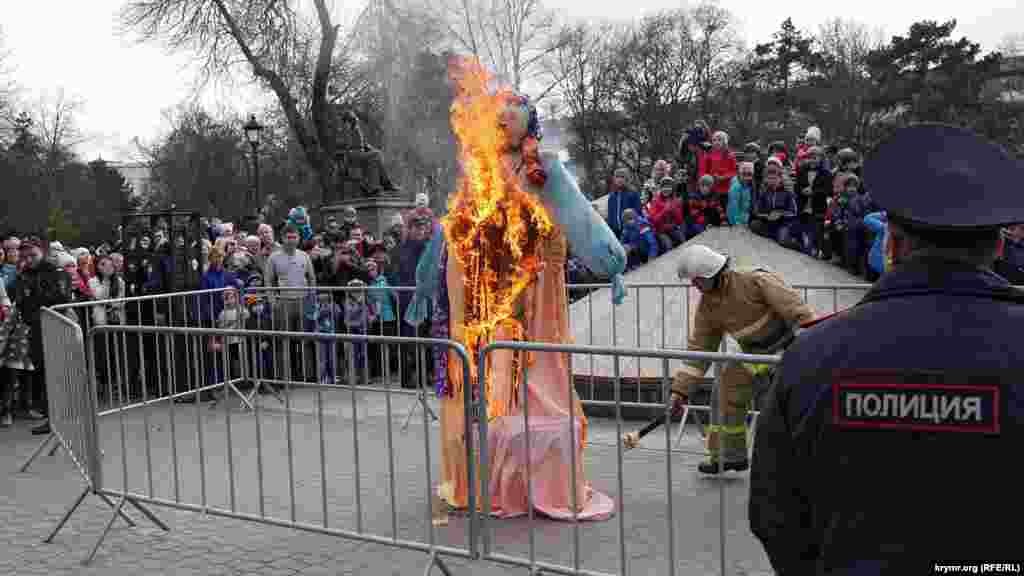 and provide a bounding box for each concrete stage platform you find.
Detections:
[567,226,871,387]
